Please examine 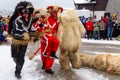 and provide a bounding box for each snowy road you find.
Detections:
[79,39,120,80]
[0,38,120,80]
